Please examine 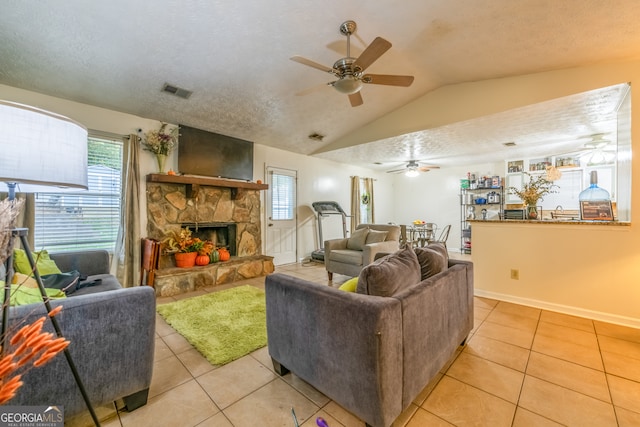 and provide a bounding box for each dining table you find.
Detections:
[402,223,437,247]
